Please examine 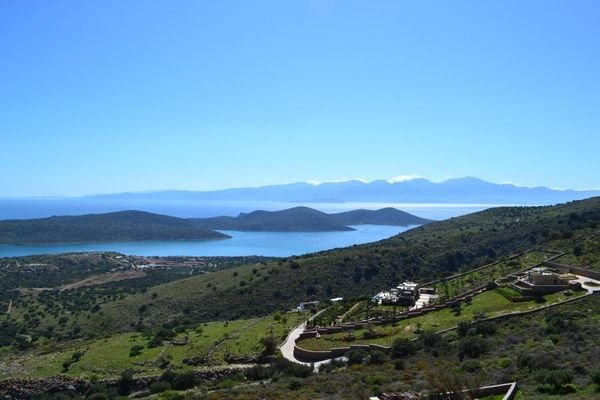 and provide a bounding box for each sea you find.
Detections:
[0,199,502,258]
